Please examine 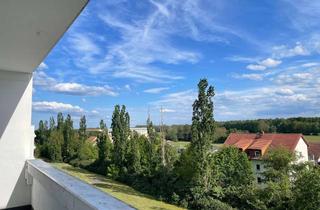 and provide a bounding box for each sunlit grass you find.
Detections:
[52,163,185,210]
[304,135,320,143]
